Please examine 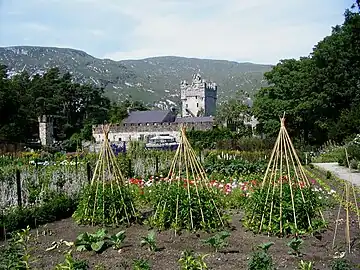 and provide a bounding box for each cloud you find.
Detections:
[0,0,352,64]
[21,22,50,32]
